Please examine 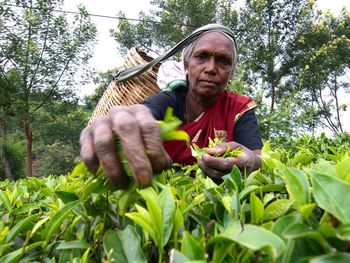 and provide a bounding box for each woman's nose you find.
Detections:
[205,57,217,74]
